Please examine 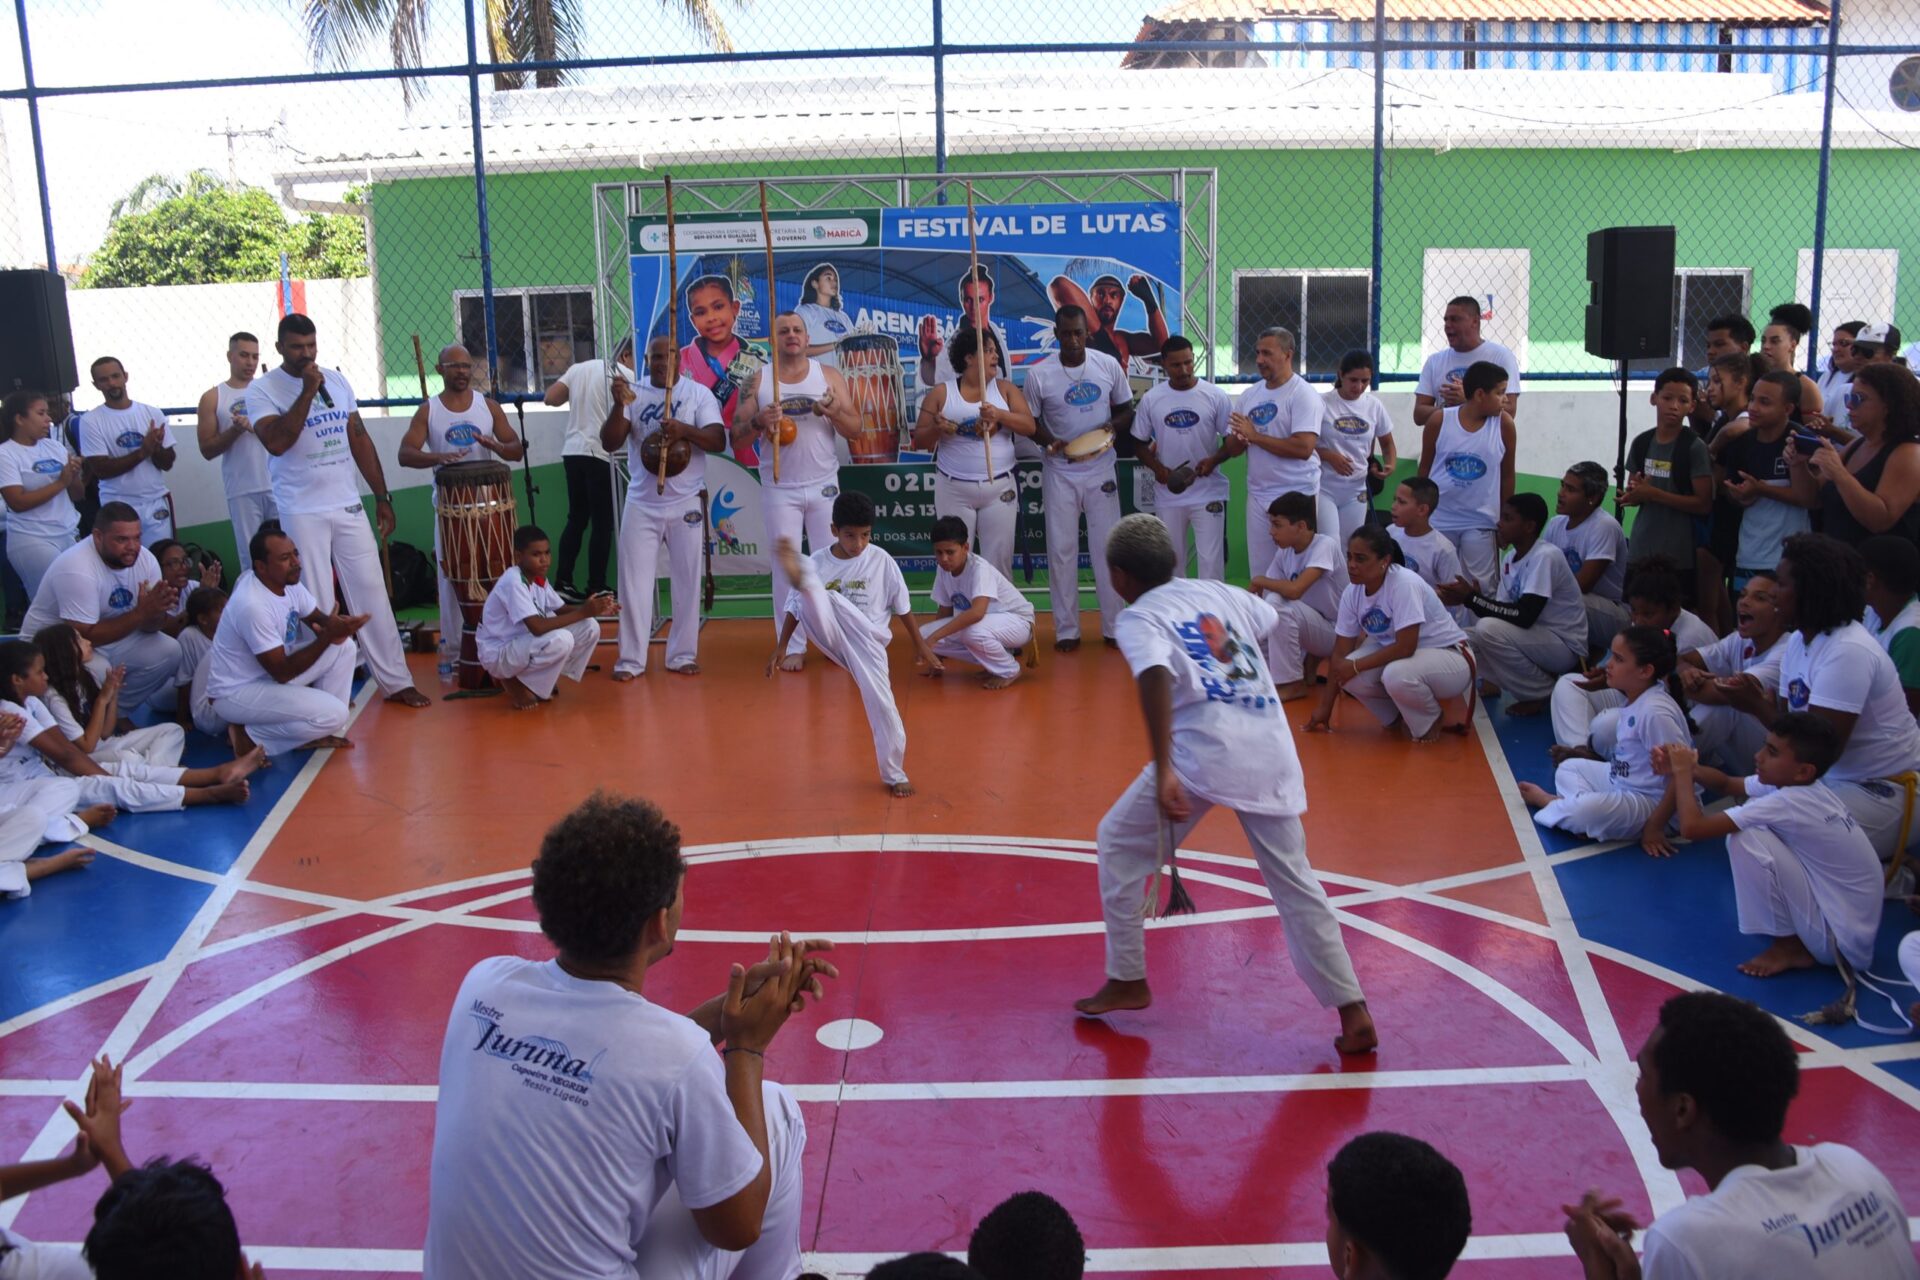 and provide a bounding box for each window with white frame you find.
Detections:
[454,288,597,395]
[1233,271,1371,378]
[1632,269,1751,373]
